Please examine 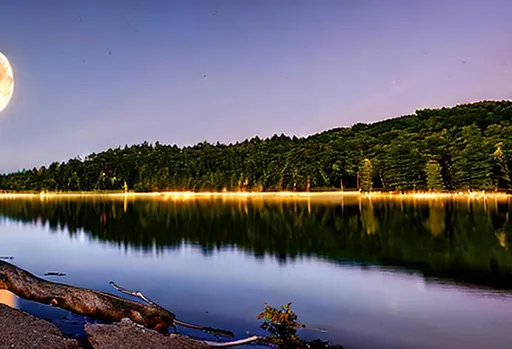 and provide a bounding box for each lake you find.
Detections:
[1,195,512,349]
